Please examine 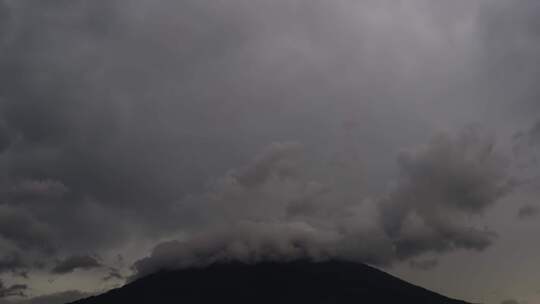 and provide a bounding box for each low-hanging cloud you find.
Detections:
[409,258,439,271]
[0,280,26,299]
[0,290,90,304]
[133,221,339,279]
[51,255,102,275]
[0,0,537,301]
[133,127,513,276]
[379,127,512,260]
[517,205,539,220]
